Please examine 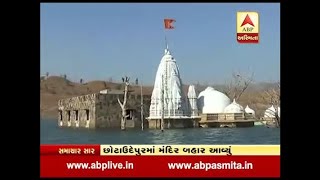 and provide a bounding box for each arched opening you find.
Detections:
[58,110,63,121]
[125,109,135,120]
[67,111,71,122]
[85,109,90,121]
[75,110,79,121]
